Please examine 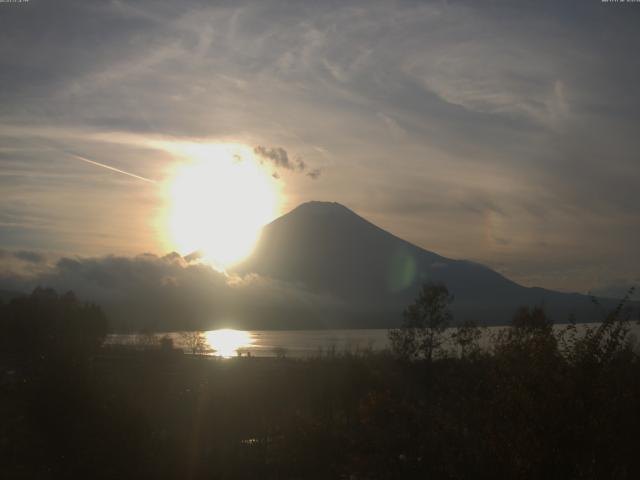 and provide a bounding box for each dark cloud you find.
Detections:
[253,145,320,179]
[0,249,53,279]
[14,250,47,264]
[0,251,346,330]
[254,146,294,169]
